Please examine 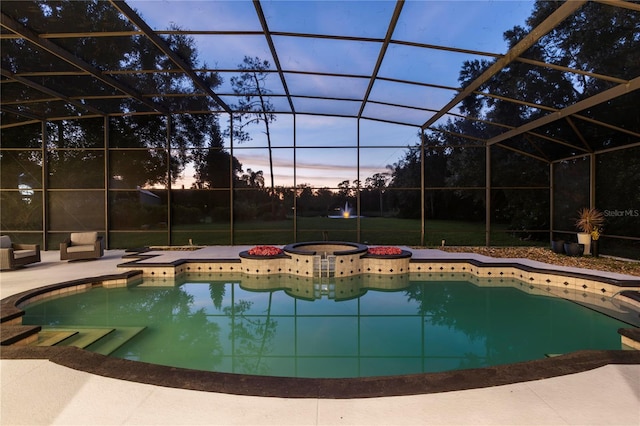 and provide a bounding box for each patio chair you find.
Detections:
[0,235,41,270]
[60,231,104,261]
